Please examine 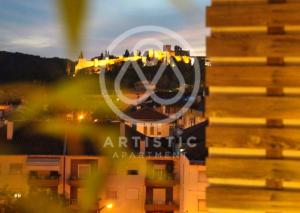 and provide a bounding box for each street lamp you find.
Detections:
[97,203,113,212]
